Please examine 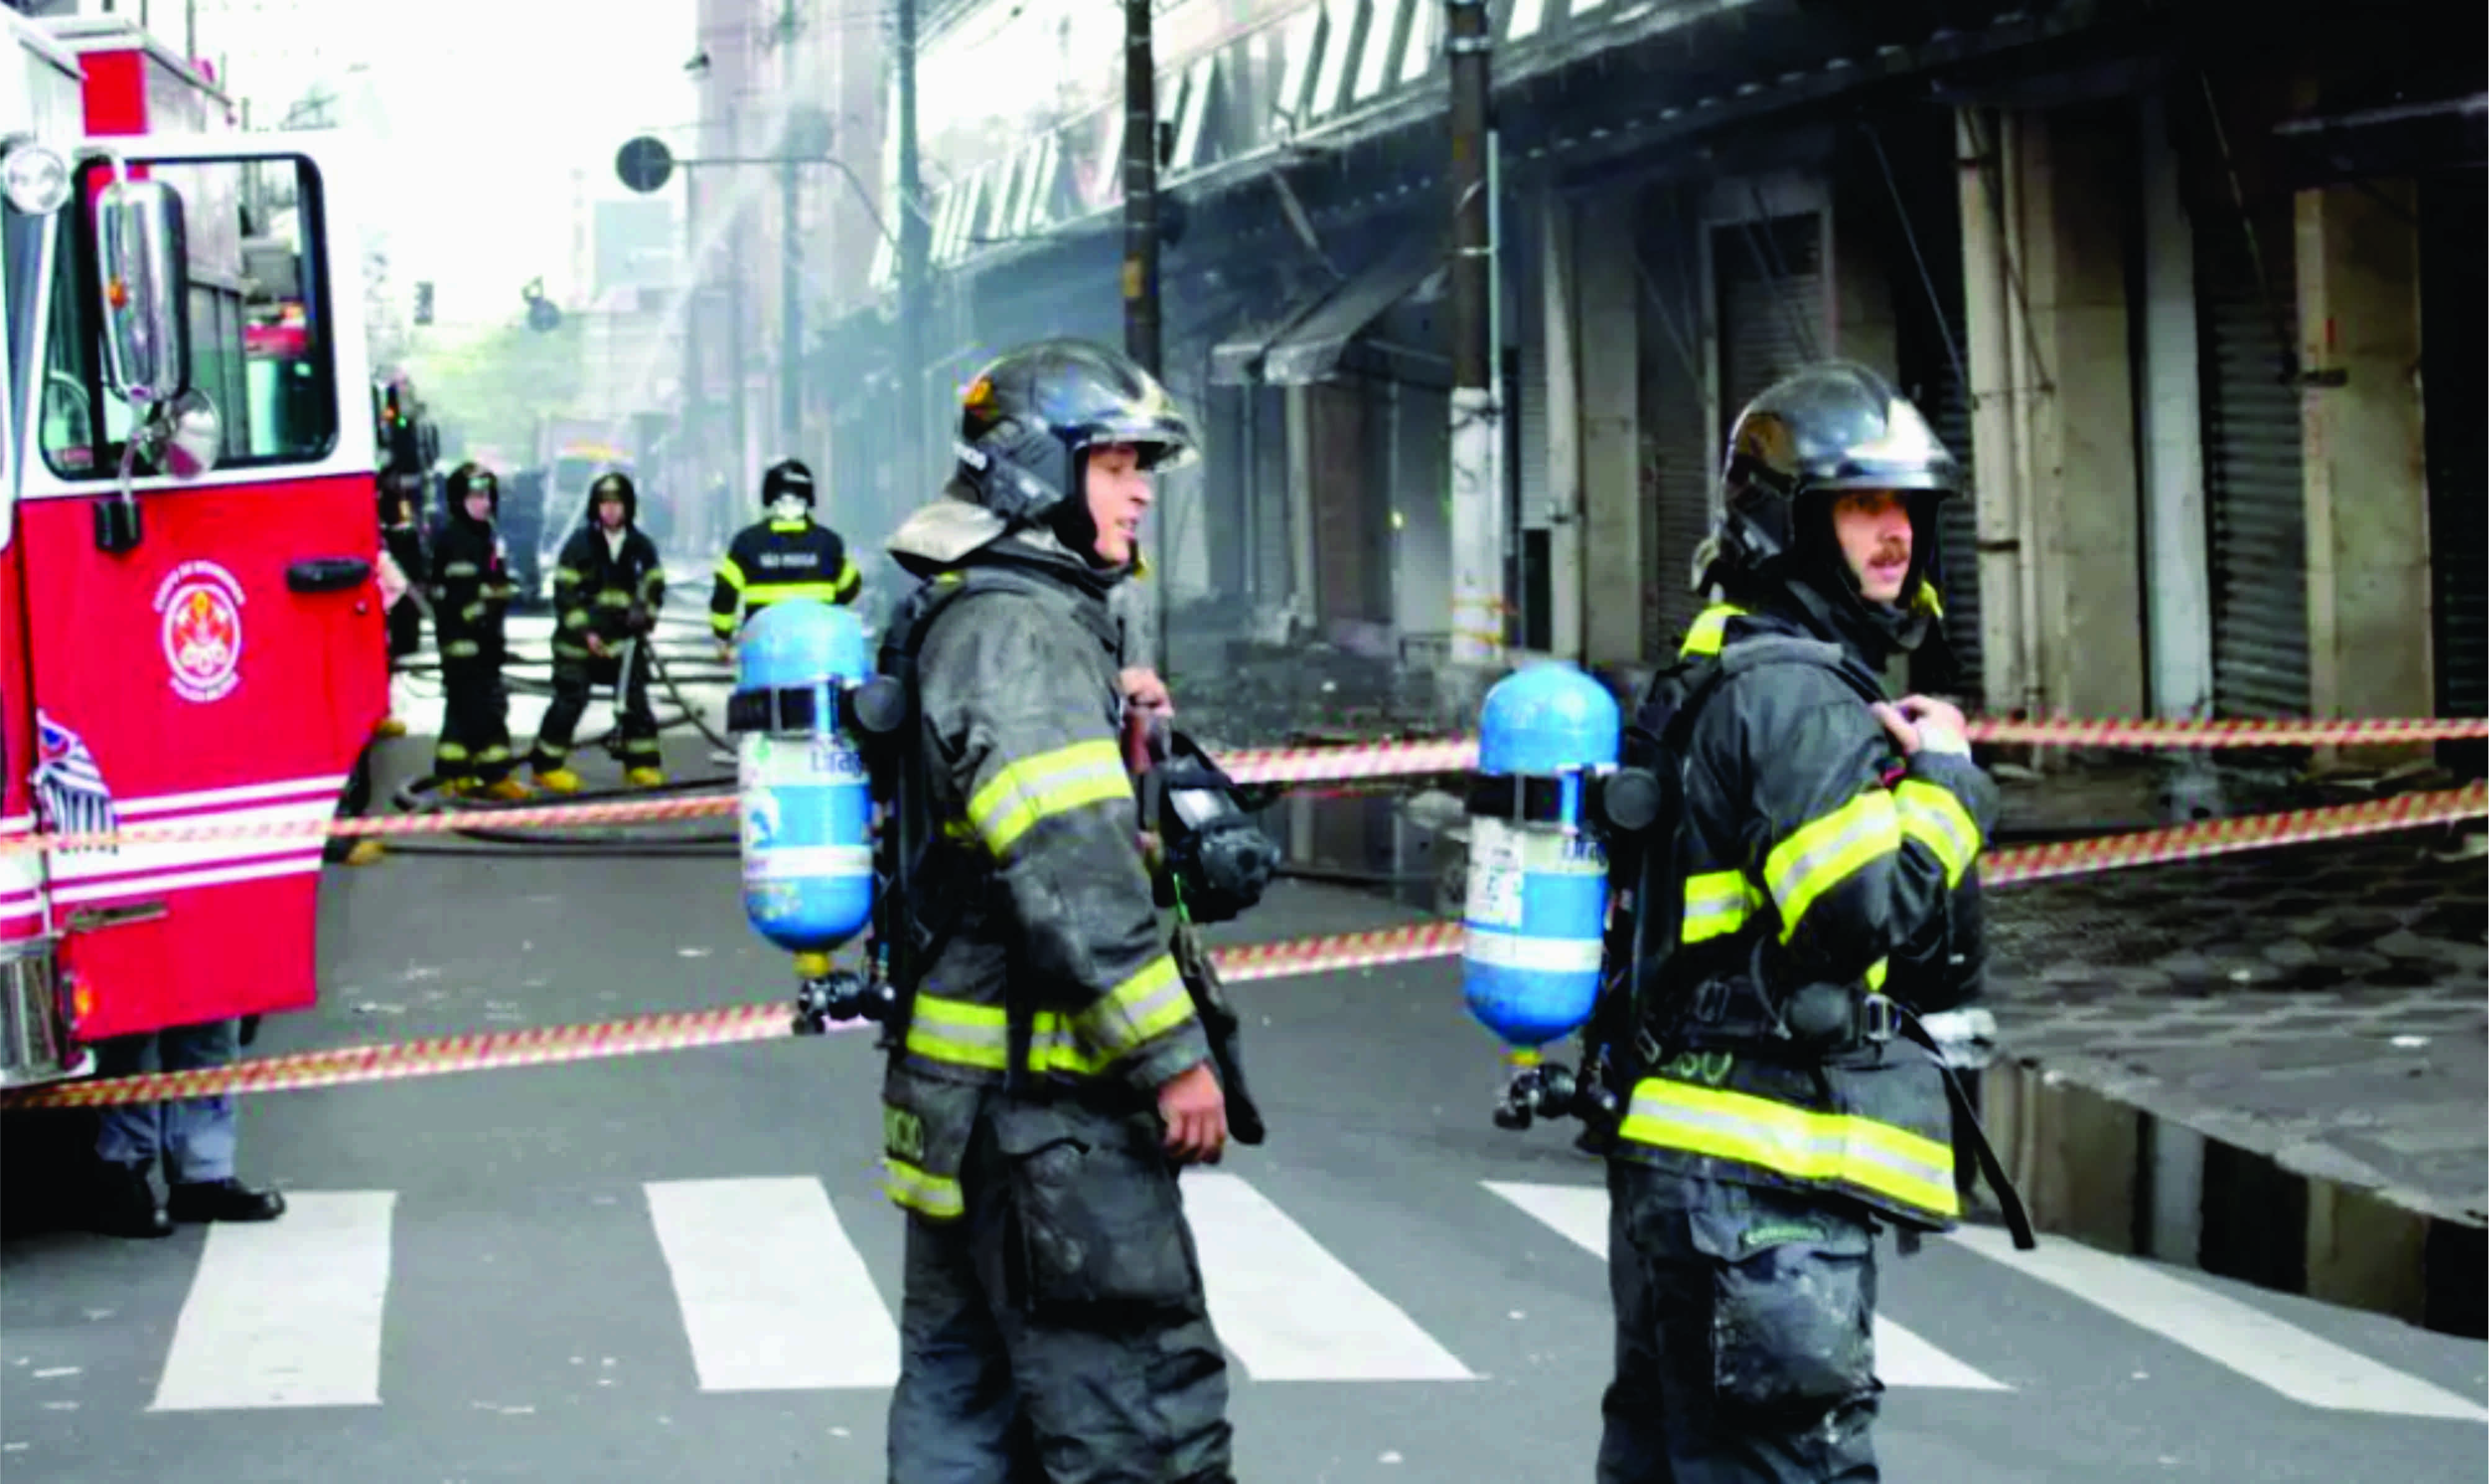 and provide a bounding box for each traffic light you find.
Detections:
[522,276,561,334]
[413,281,434,325]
